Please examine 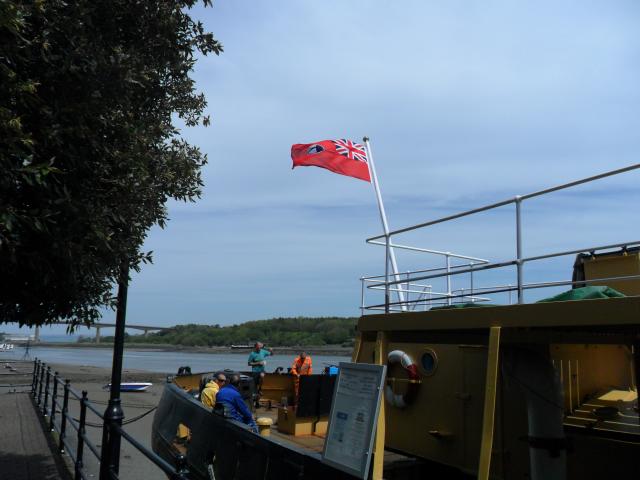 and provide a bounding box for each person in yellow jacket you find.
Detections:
[201,372,227,409]
[291,352,312,400]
